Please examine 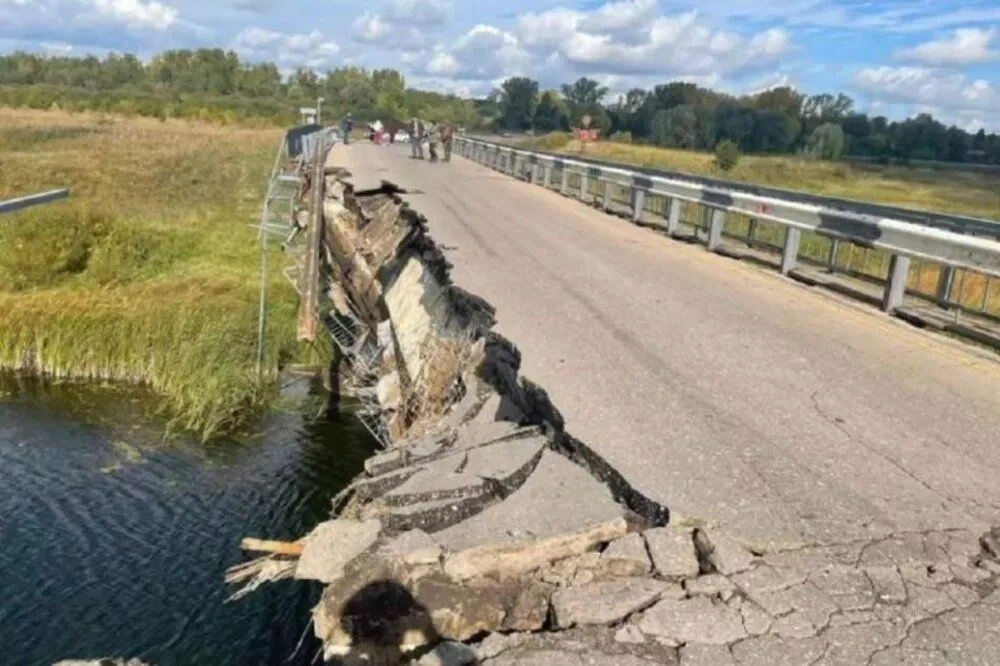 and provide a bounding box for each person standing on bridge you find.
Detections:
[410,117,424,160]
[340,112,354,145]
[441,121,454,162]
[426,121,441,163]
